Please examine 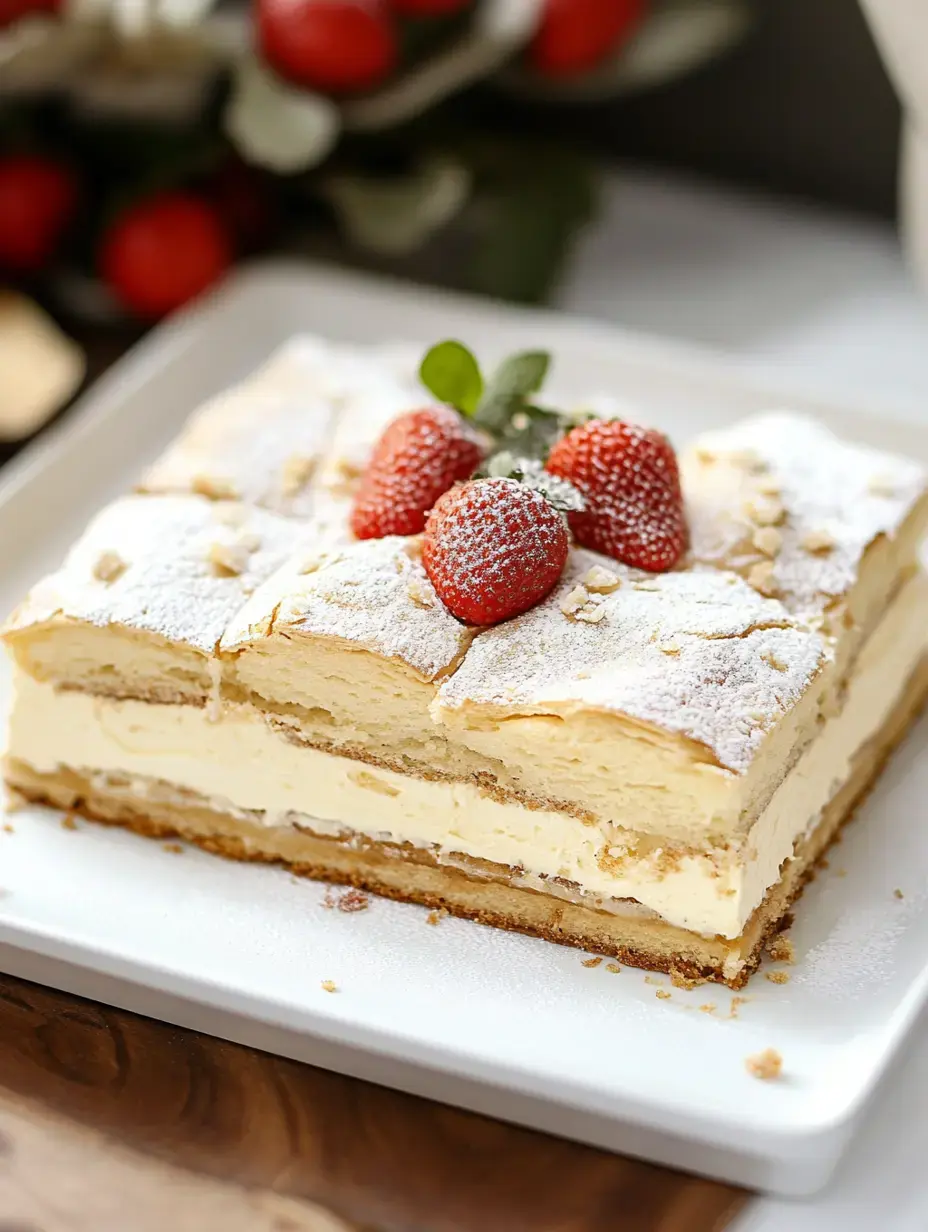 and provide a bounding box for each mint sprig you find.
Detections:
[419,340,566,458]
